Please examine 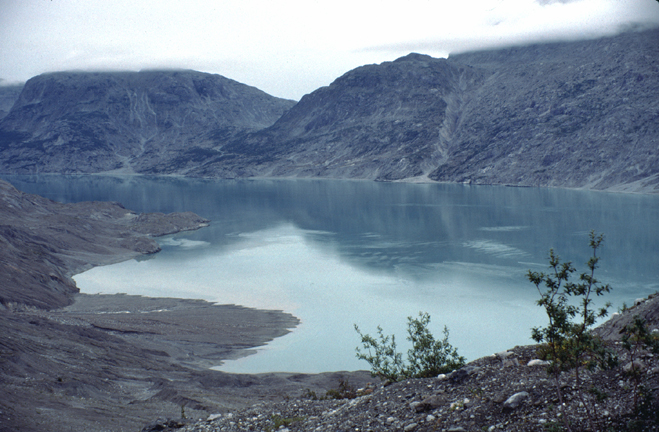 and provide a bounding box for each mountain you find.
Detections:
[190,54,487,180]
[0,84,23,119]
[430,28,659,192]
[1,28,657,192]
[0,70,295,174]
[192,28,658,192]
